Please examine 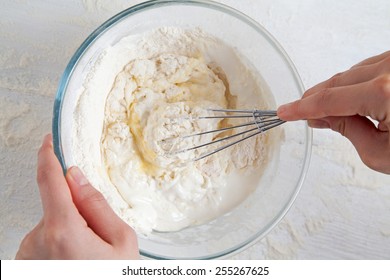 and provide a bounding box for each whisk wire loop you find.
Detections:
[164,108,285,161]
